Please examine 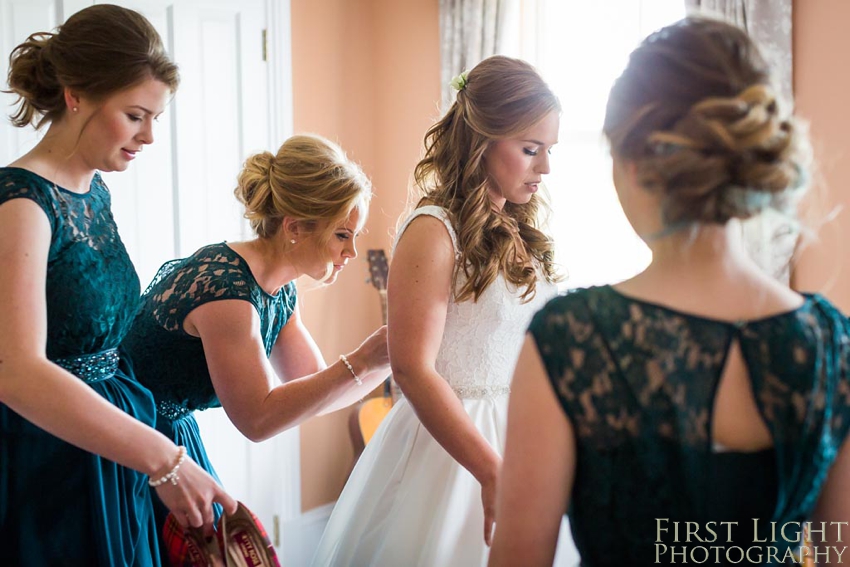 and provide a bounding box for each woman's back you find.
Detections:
[528,285,850,565]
